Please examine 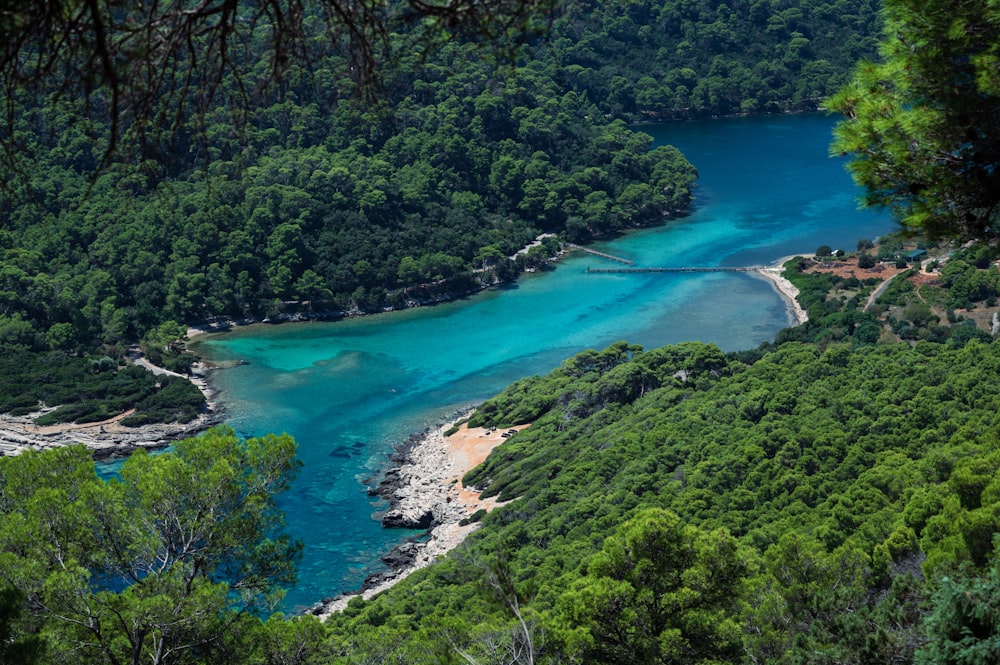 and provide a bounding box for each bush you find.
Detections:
[948,324,993,349]
[131,377,204,424]
[858,253,877,269]
[459,509,488,526]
